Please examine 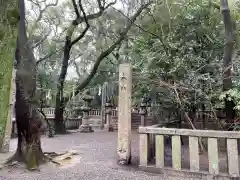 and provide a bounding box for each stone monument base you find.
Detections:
[79,124,94,133]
